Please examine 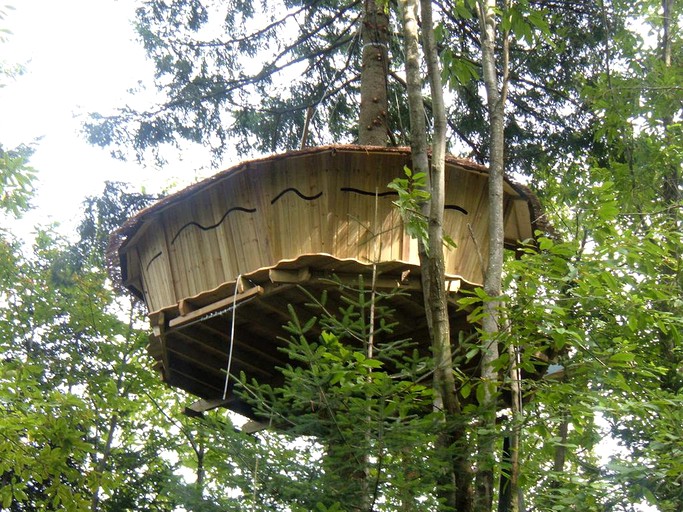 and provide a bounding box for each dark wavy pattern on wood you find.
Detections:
[341,187,467,215]
[270,188,323,204]
[171,207,257,245]
[340,187,398,197]
[146,252,163,271]
[445,205,468,215]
